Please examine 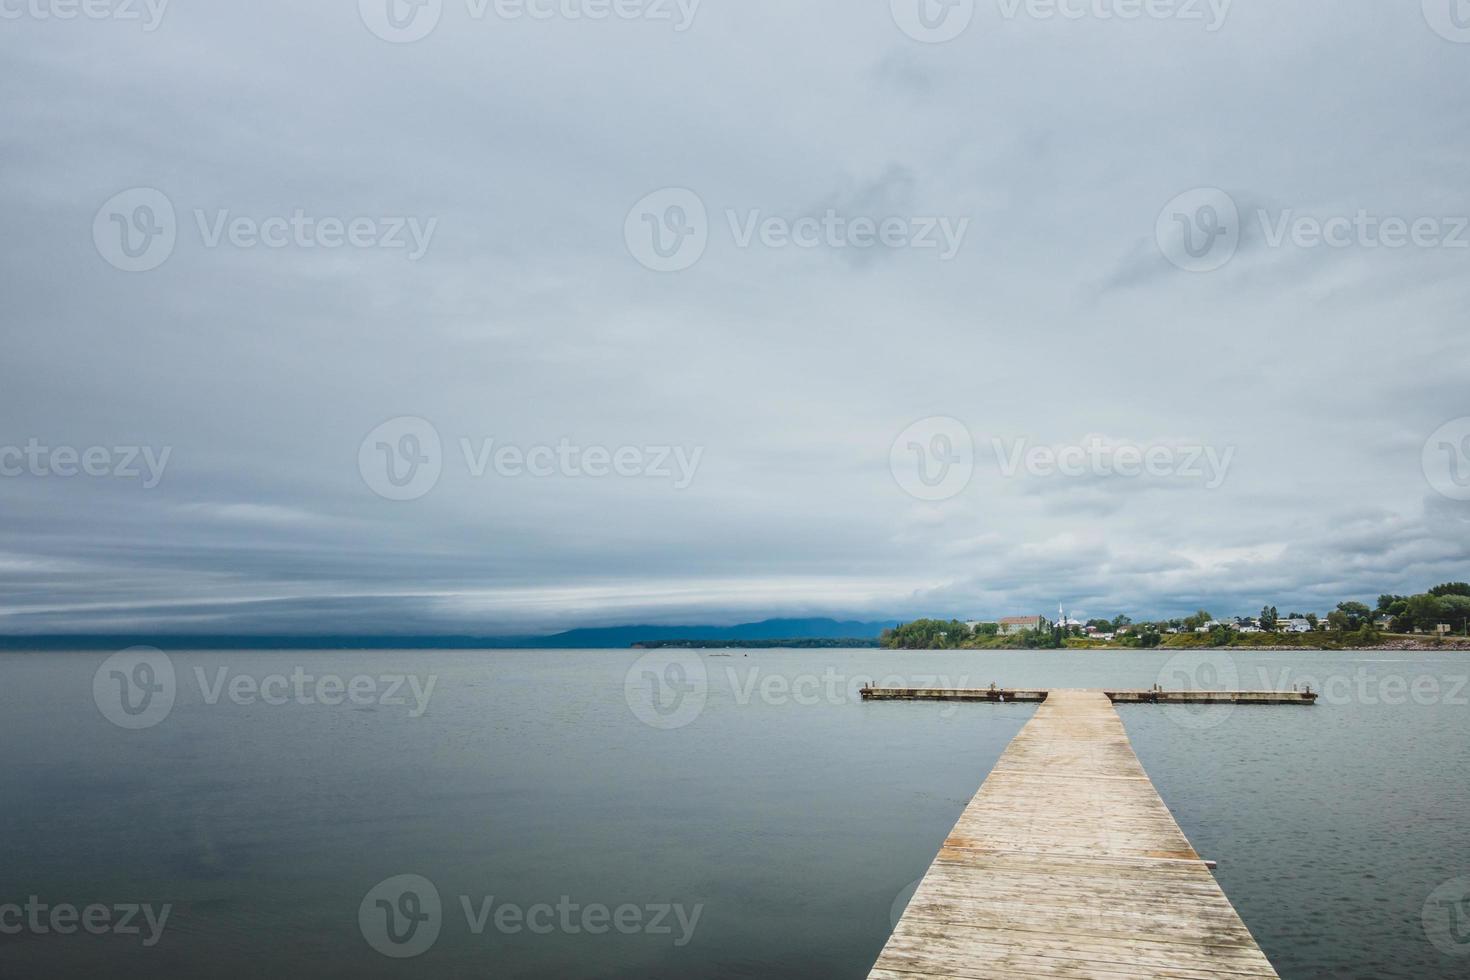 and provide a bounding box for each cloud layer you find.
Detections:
[1,1,1468,633]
